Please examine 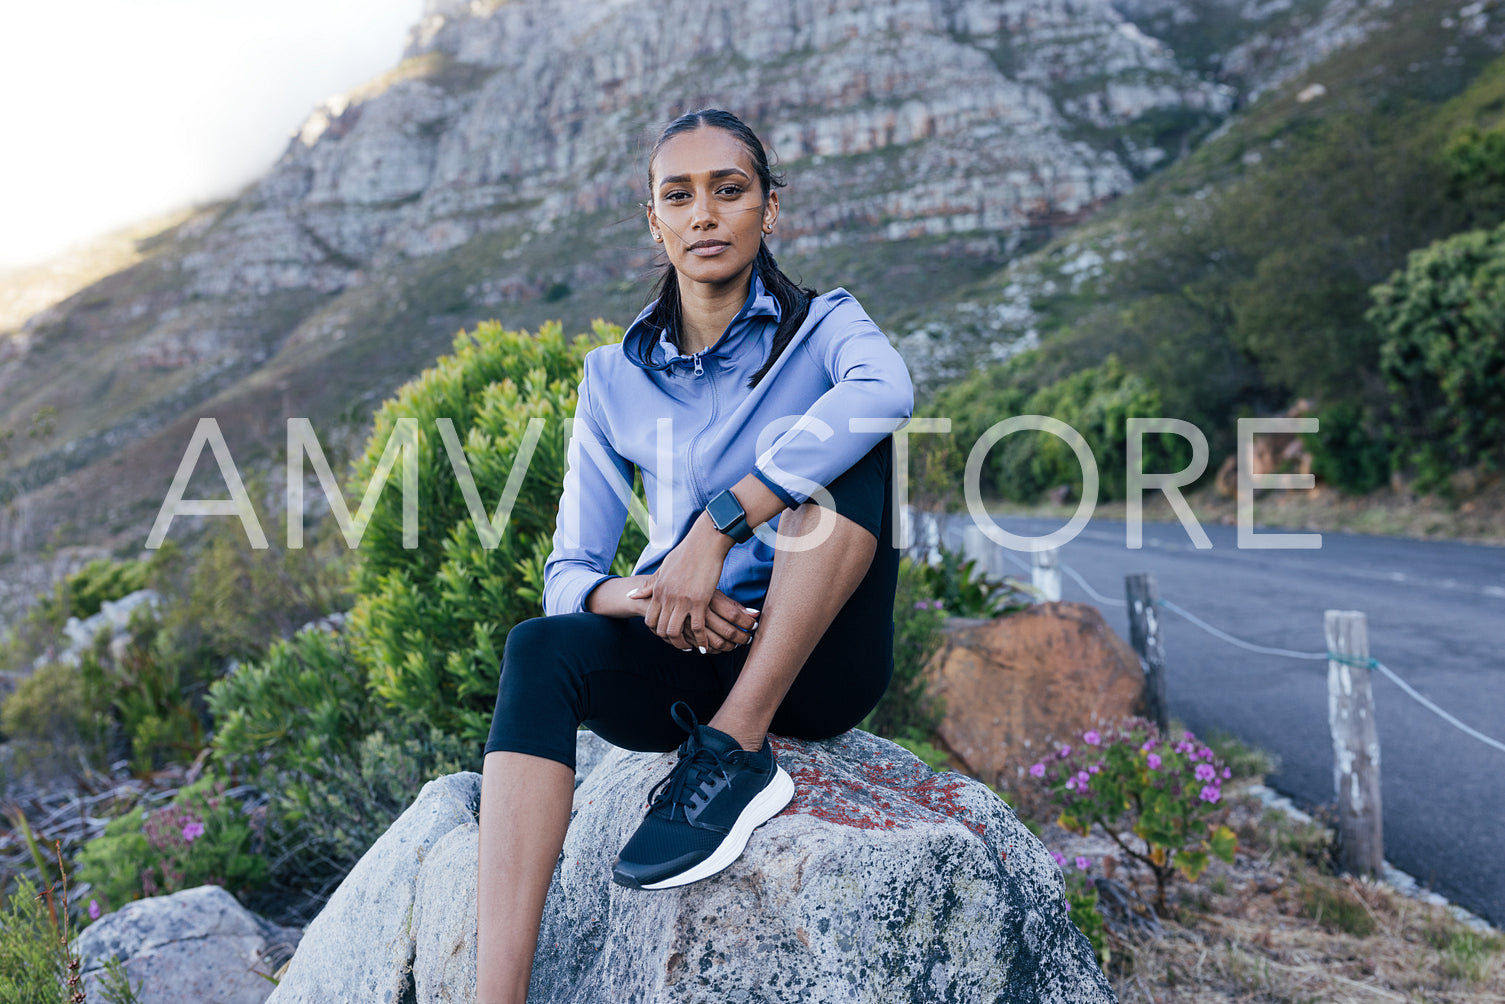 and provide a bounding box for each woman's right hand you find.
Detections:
[625,579,758,654]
